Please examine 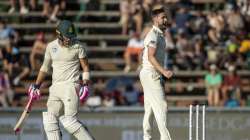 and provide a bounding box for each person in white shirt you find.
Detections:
[124,32,144,72]
[28,20,94,140]
[139,5,173,140]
